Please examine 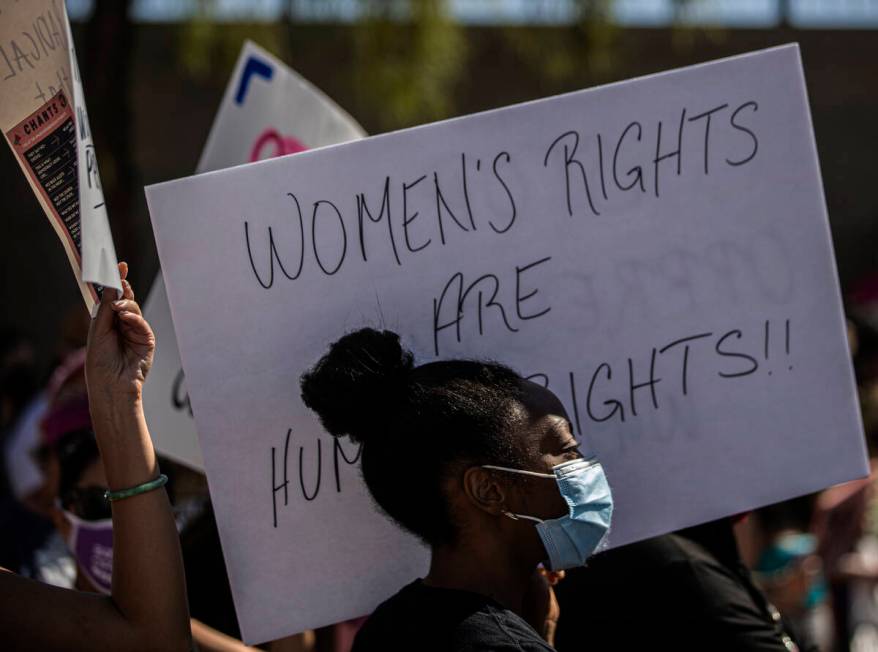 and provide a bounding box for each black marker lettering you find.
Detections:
[687,103,728,175]
[461,153,477,230]
[587,363,625,423]
[568,372,583,436]
[596,133,609,200]
[402,175,430,252]
[10,40,35,72]
[333,439,362,493]
[271,429,292,527]
[22,32,41,63]
[171,368,192,416]
[726,101,759,167]
[434,171,470,245]
[628,348,661,417]
[0,45,16,80]
[489,151,517,234]
[433,272,464,355]
[311,200,347,276]
[244,192,306,289]
[613,122,646,193]
[659,332,712,396]
[543,131,600,217]
[515,256,552,321]
[716,329,759,378]
[357,176,401,266]
[298,439,322,501]
[653,108,687,198]
[460,274,519,337]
